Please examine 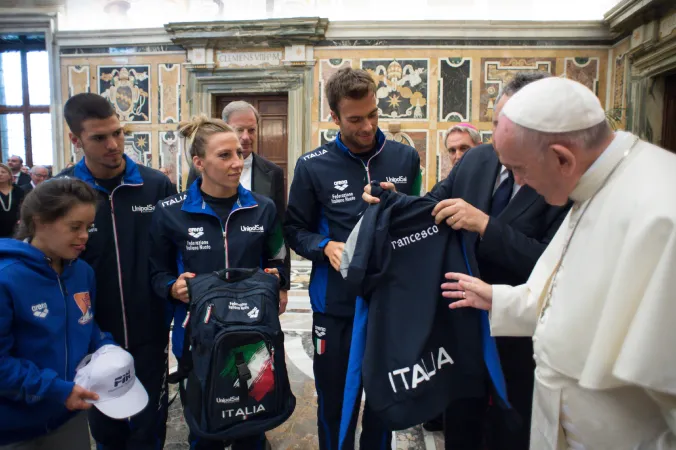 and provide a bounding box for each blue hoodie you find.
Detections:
[0,238,116,445]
